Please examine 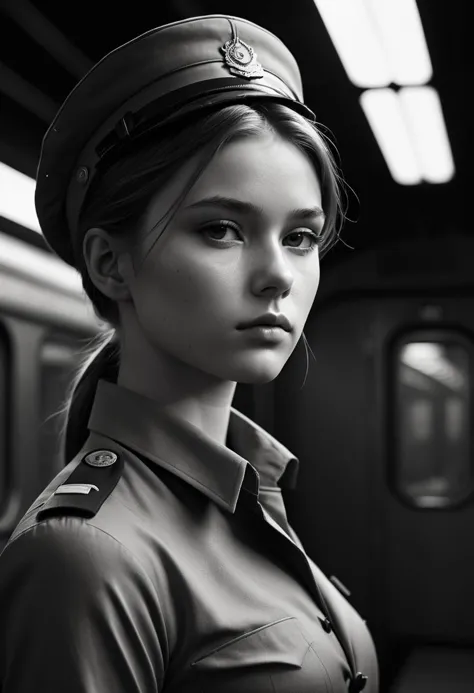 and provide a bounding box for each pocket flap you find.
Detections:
[191,616,310,671]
